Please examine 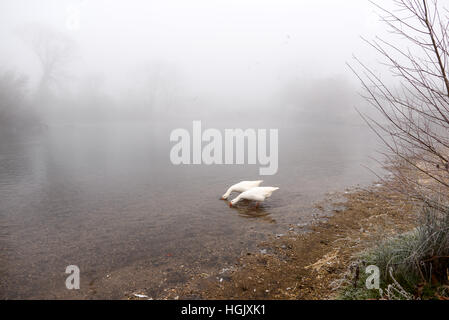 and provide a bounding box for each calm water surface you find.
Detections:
[0,121,382,298]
